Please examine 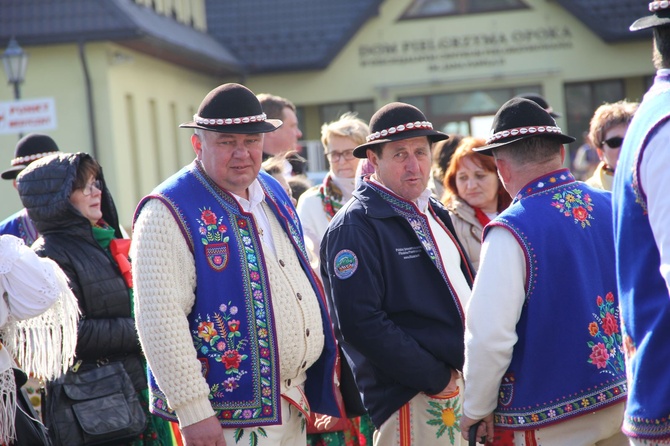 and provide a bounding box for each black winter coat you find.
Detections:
[16,152,146,391]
